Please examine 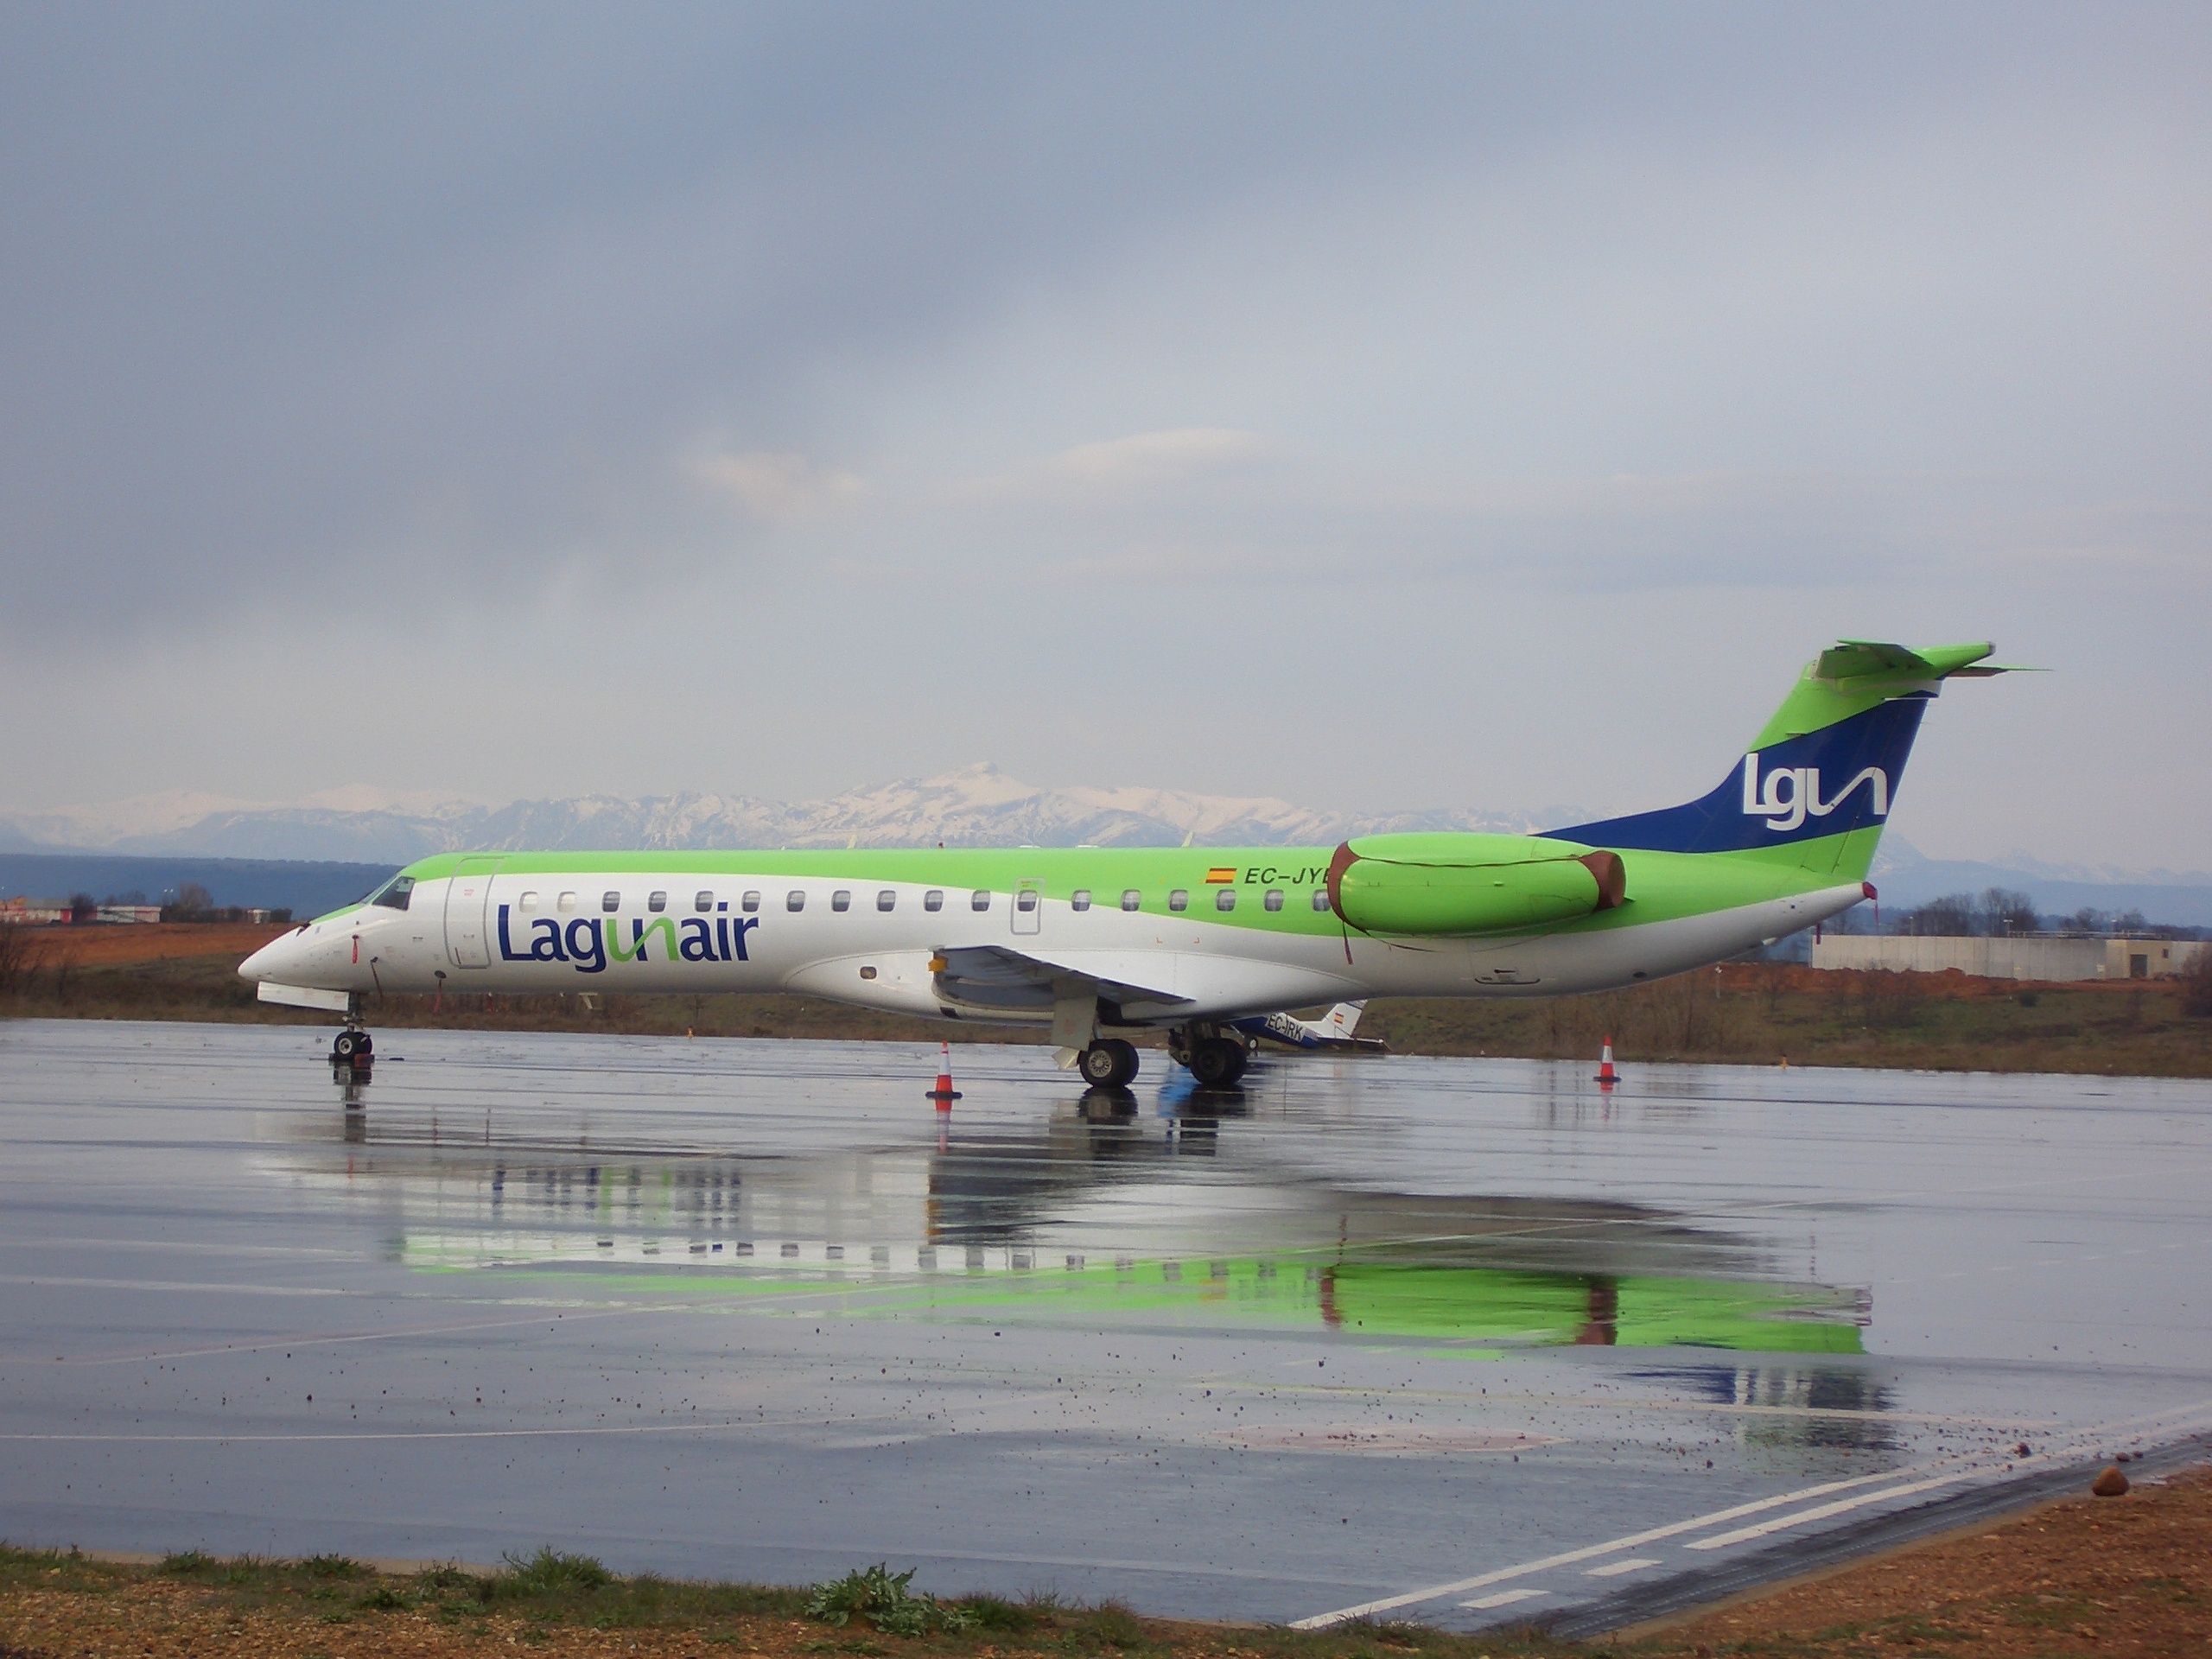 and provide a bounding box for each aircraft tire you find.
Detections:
[1103,1039,1140,1087]
[1080,1040,1141,1088]
[332,1030,369,1061]
[1188,1037,1246,1087]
